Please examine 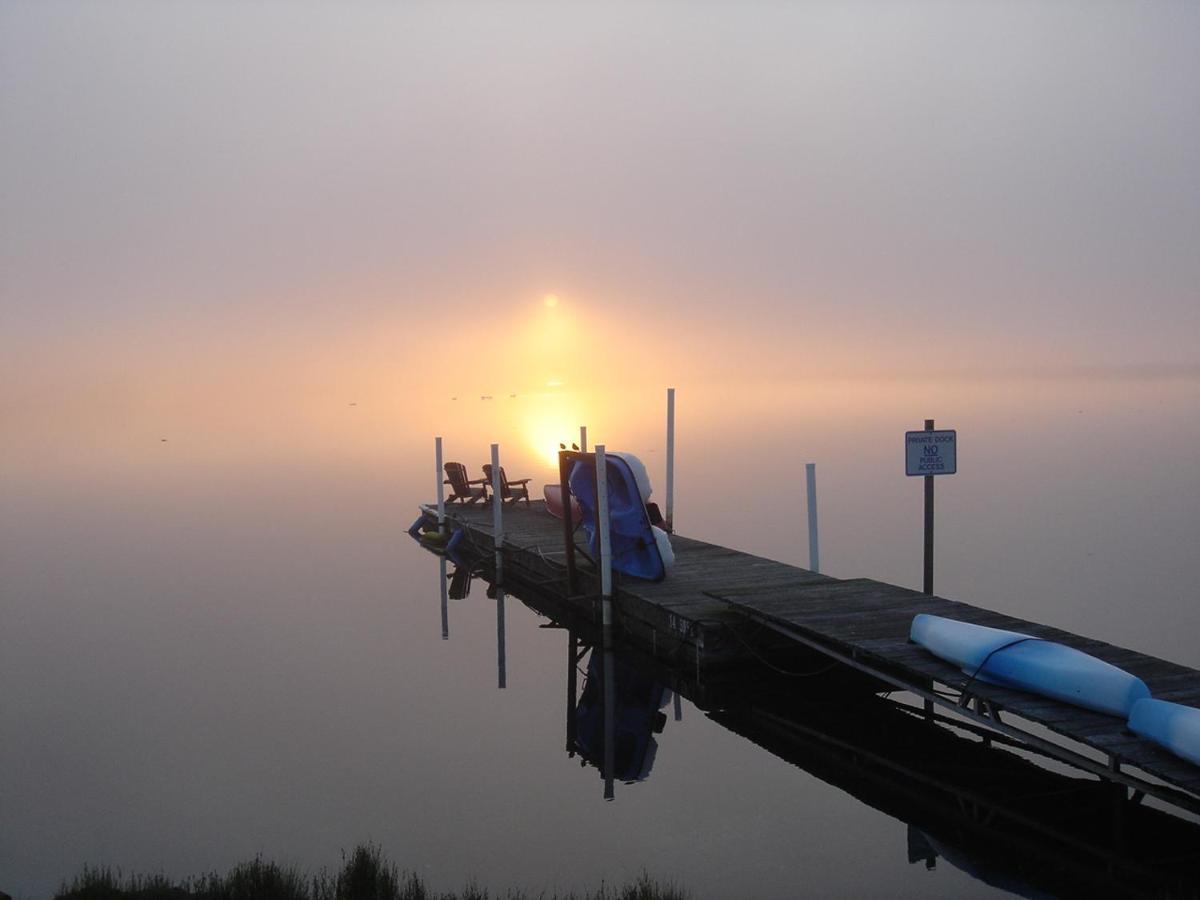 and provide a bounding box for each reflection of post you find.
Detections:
[566,630,578,756]
[439,556,449,640]
[496,586,506,690]
[665,387,676,533]
[602,644,615,801]
[805,462,820,574]
[673,690,682,722]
